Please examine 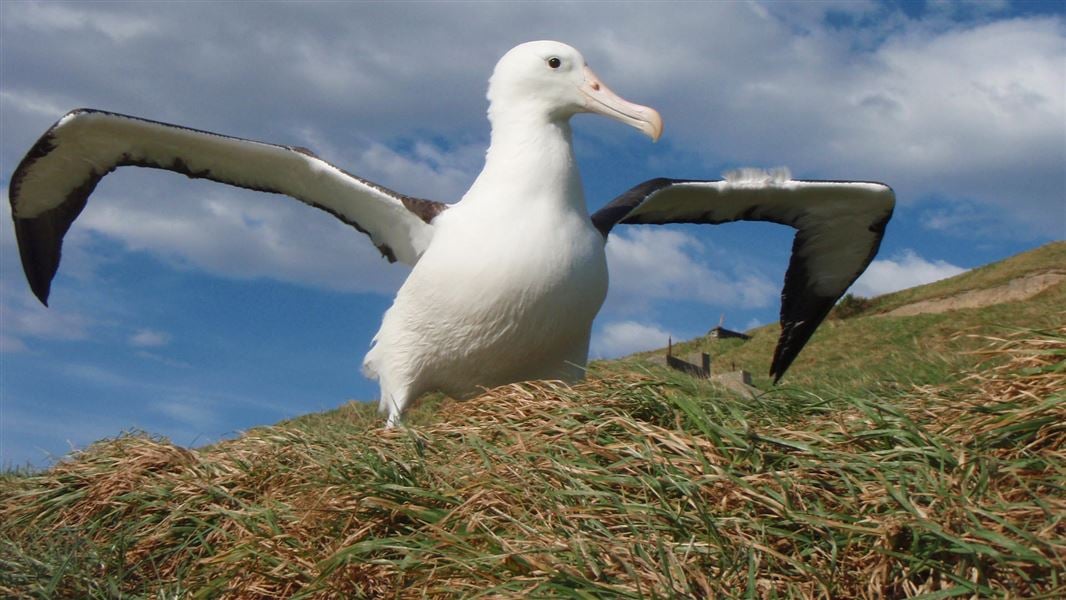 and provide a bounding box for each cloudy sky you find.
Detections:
[1,1,1062,467]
